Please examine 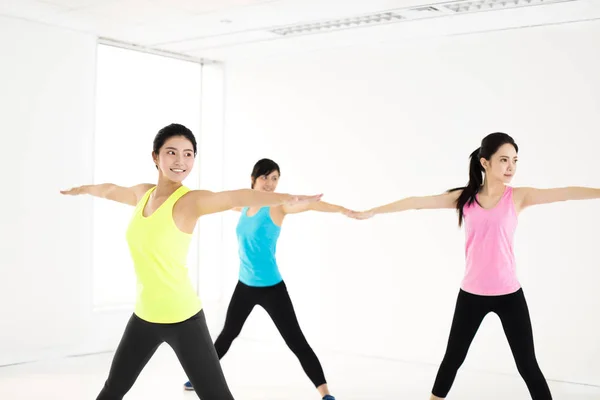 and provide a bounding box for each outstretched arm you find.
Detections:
[60,183,154,206]
[517,187,600,211]
[283,201,349,215]
[349,190,461,219]
[191,189,322,217]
